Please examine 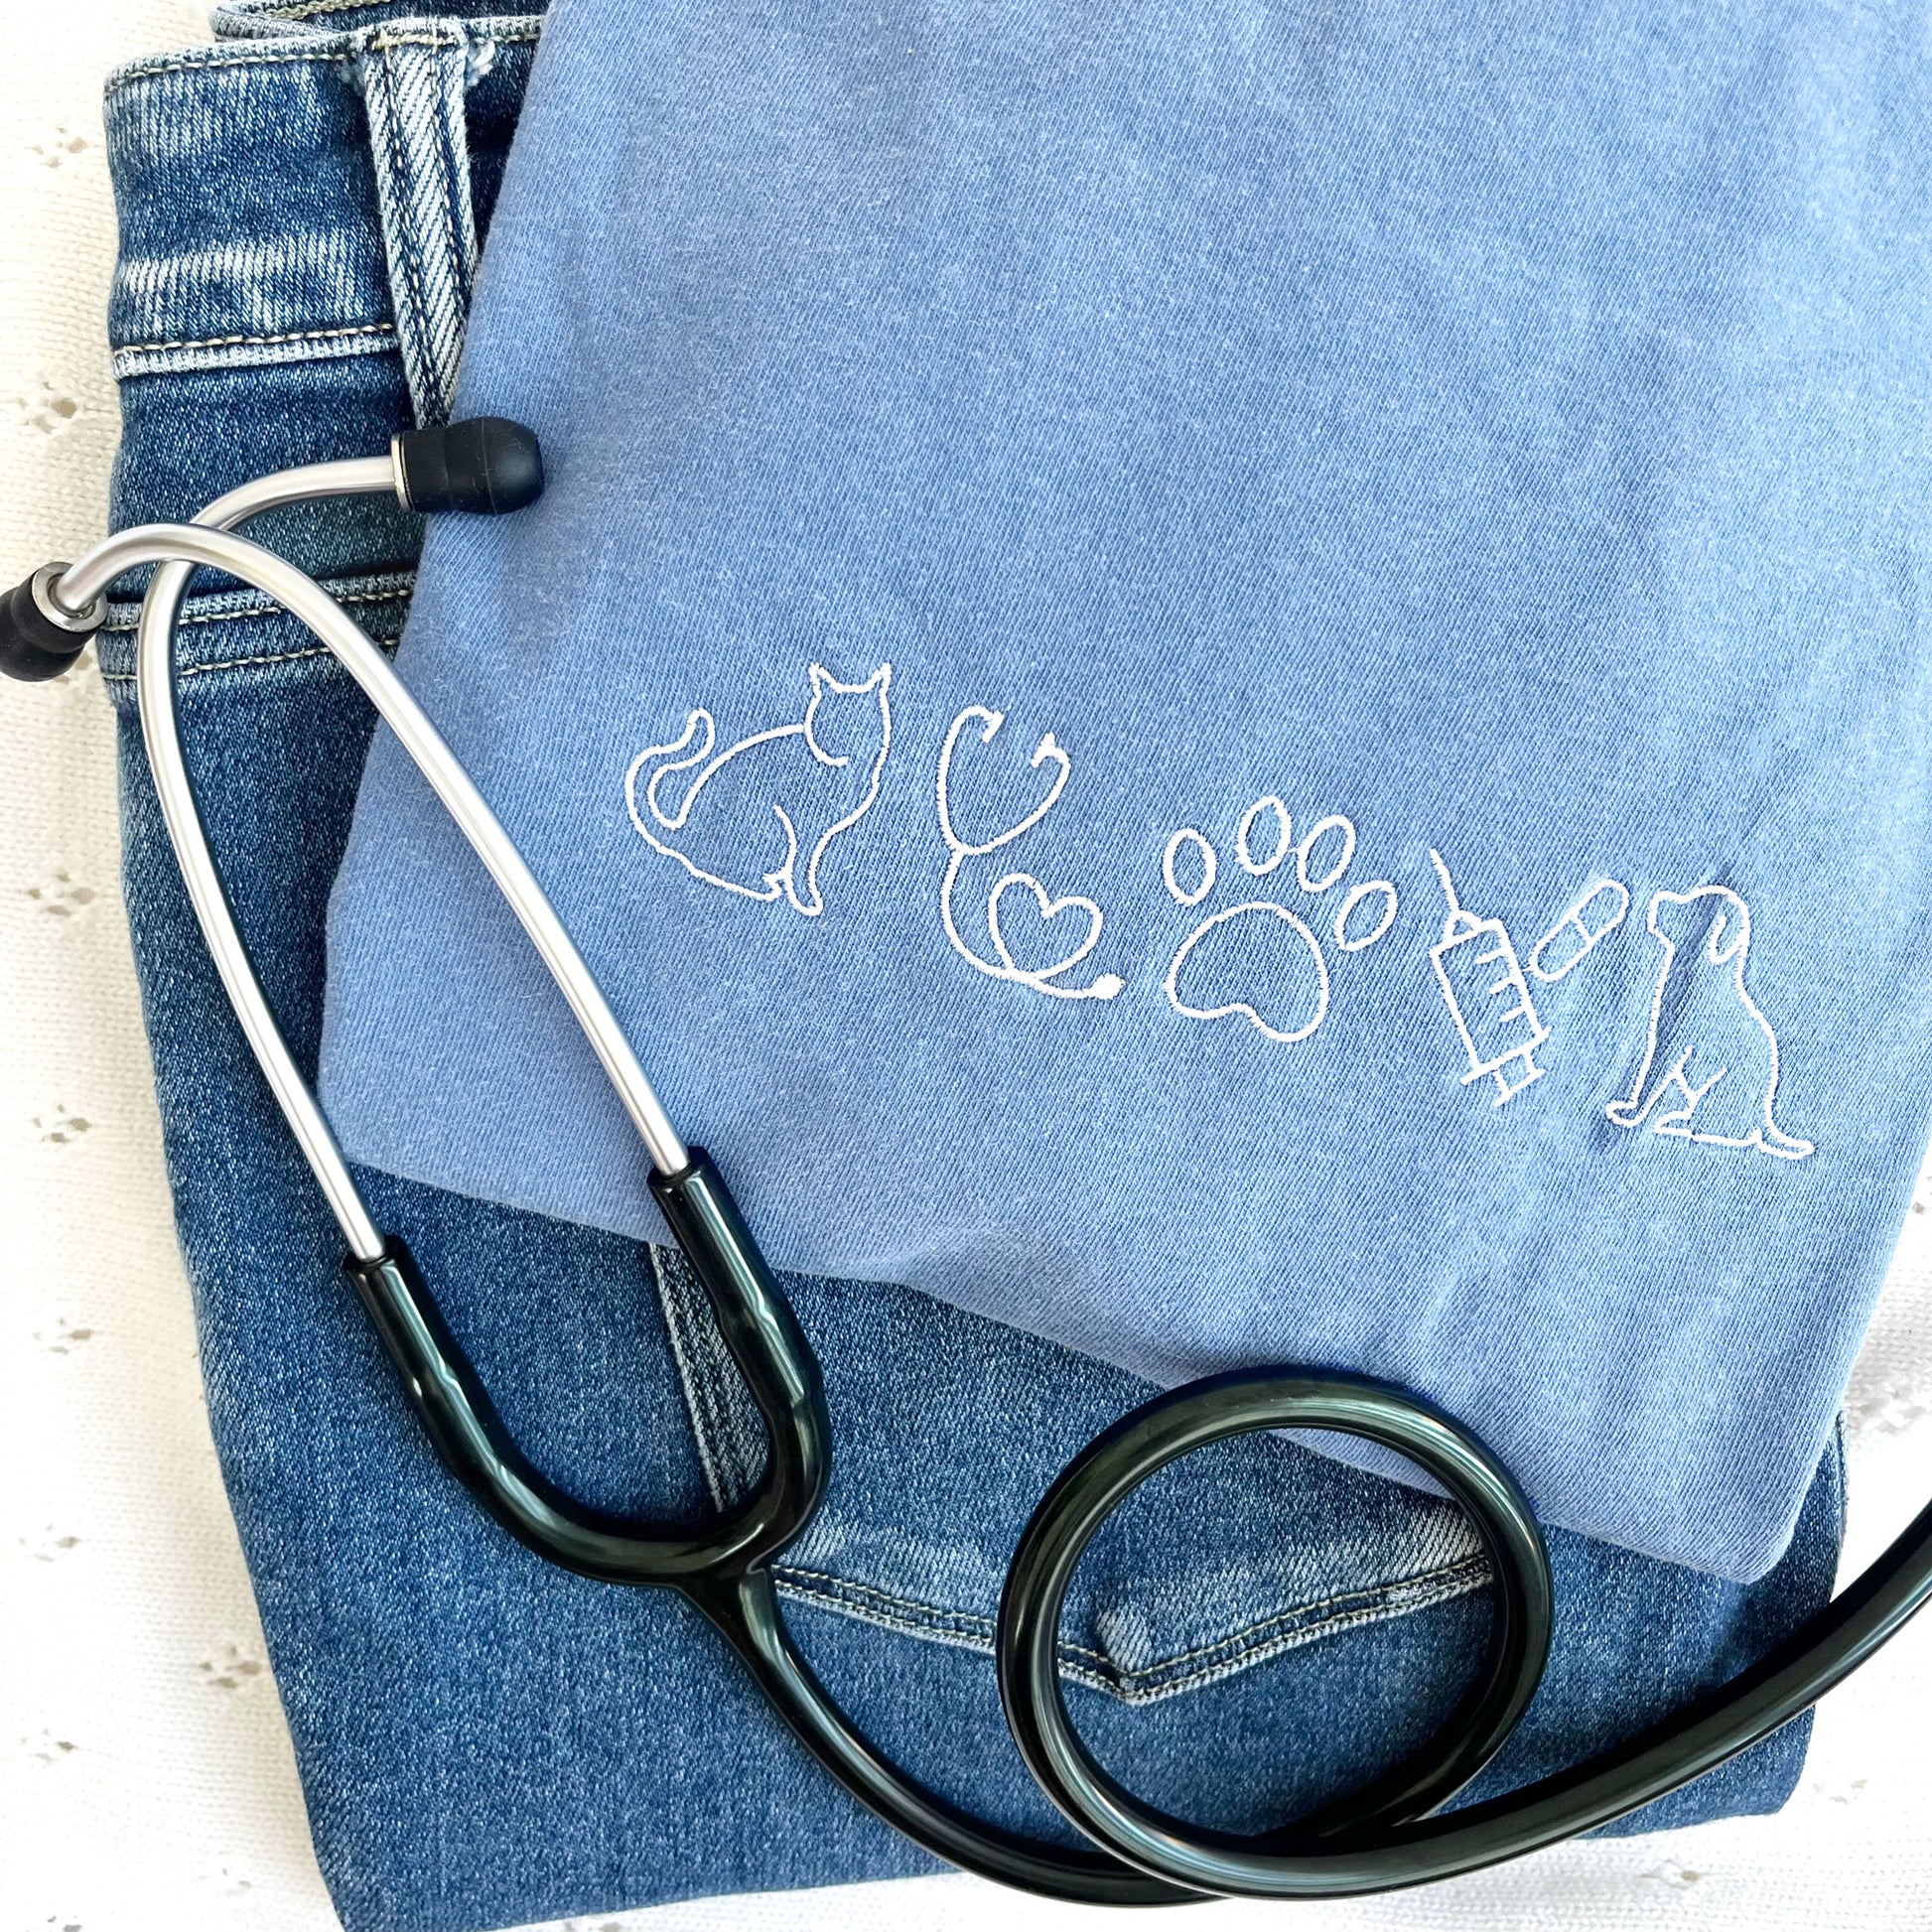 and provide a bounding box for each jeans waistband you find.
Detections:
[106,2,545,423]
